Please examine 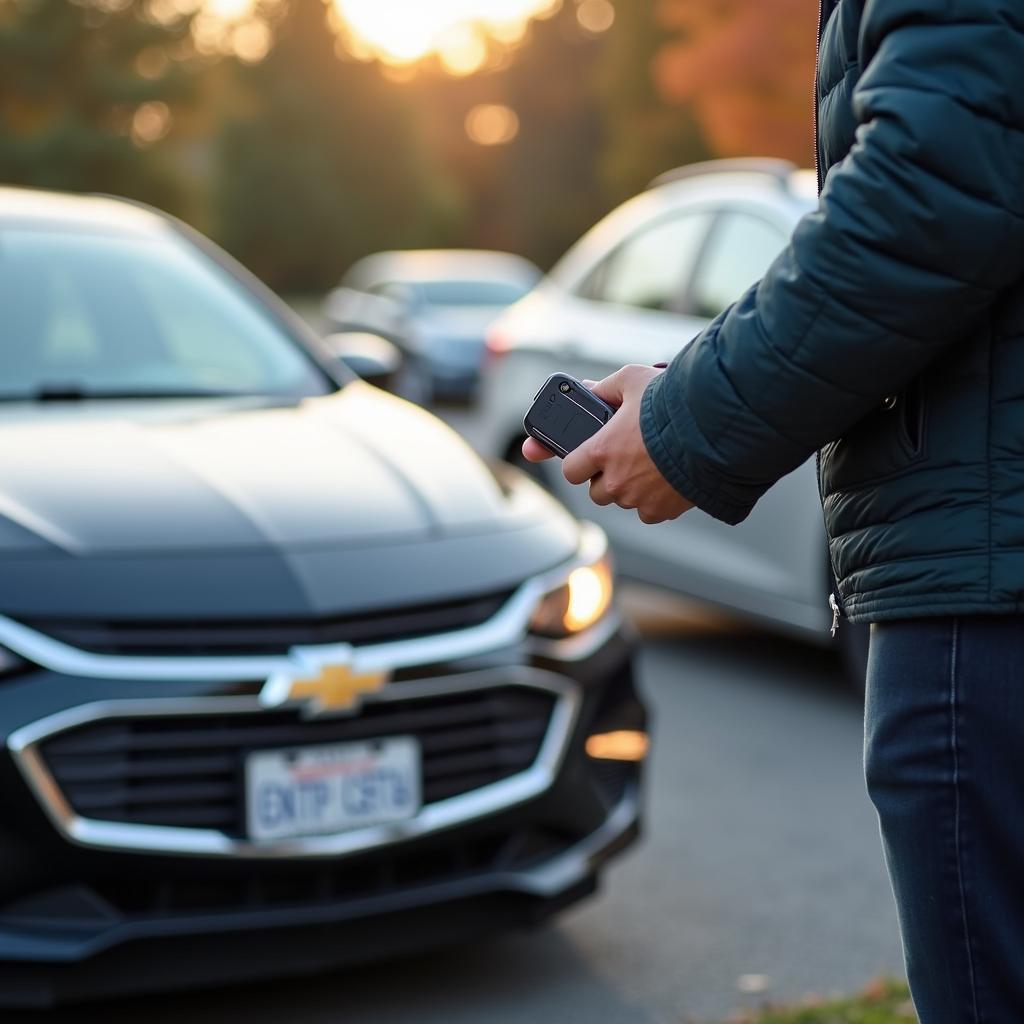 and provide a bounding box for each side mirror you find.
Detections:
[376,282,419,312]
[321,287,408,340]
[323,332,403,390]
